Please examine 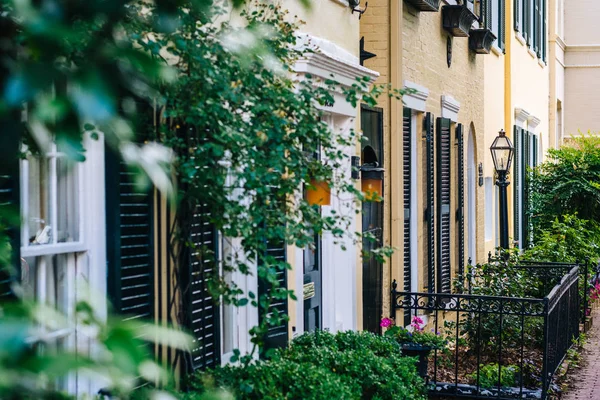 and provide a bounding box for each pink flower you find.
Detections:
[411,316,425,332]
[380,317,394,328]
